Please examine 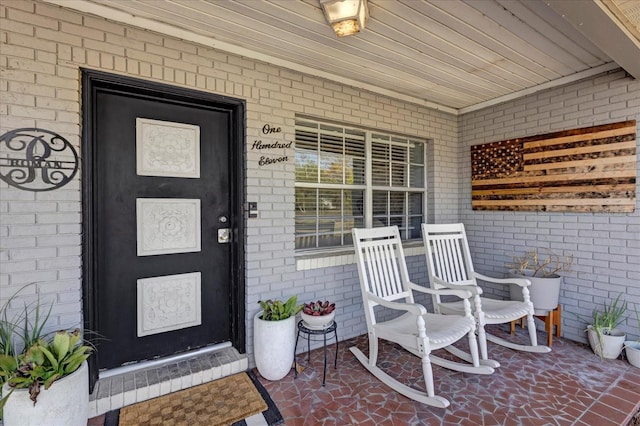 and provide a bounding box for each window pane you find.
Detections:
[390,216,405,229]
[410,142,424,165]
[372,191,387,216]
[319,152,343,184]
[391,162,406,186]
[345,189,364,217]
[295,124,318,183]
[409,192,423,216]
[319,189,341,215]
[389,192,405,216]
[295,217,316,234]
[372,160,388,185]
[295,234,317,249]
[345,131,365,156]
[318,233,340,247]
[408,192,423,239]
[391,144,406,162]
[373,216,388,227]
[410,165,424,188]
[342,232,353,246]
[347,157,365,185]
[408,216,422,239]
[345,133,365,185]
[320,132,343,154]
[371,141,389,160]
[373,190,388,227]
[295,187,317,217]
[296,188,318,247]
[295,151,318,182]
[318,218,337,235]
